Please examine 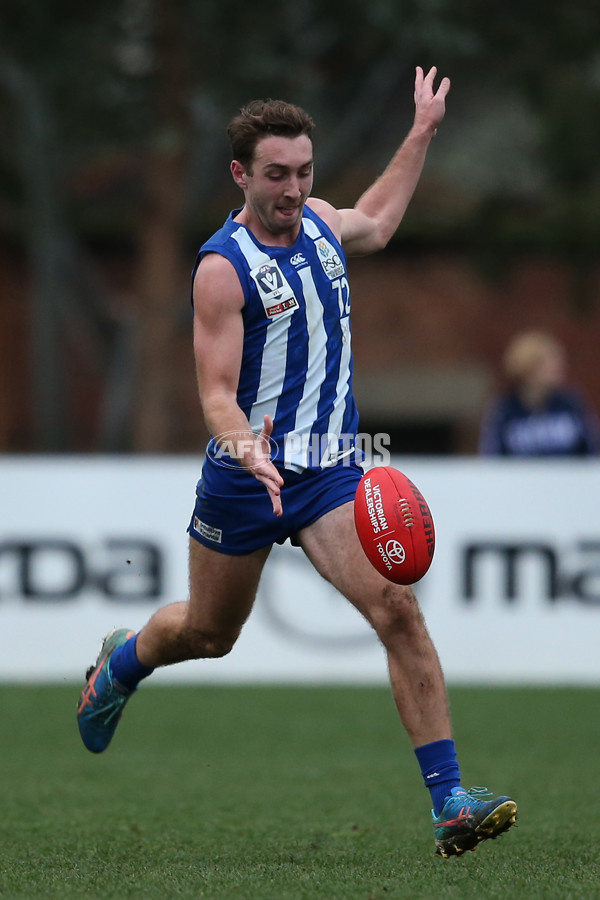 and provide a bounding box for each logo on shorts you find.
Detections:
[212,430,279,471]
[193,518,222,543]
